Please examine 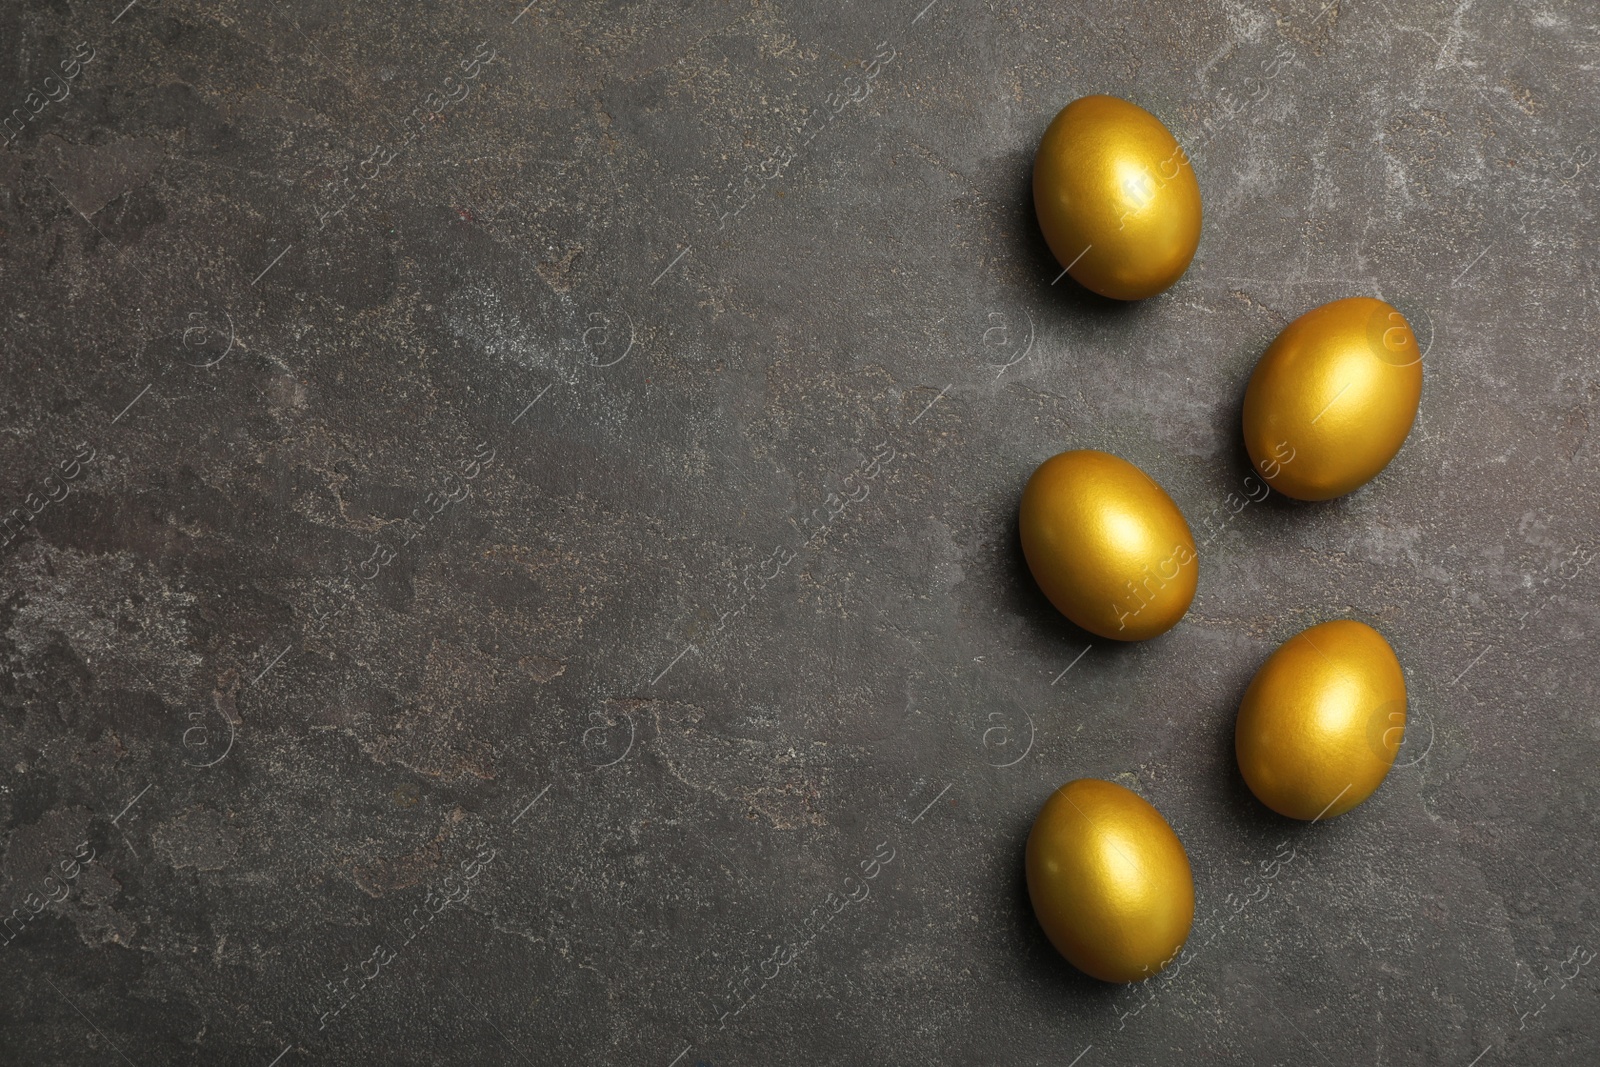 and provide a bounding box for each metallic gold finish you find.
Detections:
[1235,619,1407,820]
[1242,296,1423,500]
[1026,778,1195,984]
[1033,95,1202,301]
[1018,450,1197,641]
